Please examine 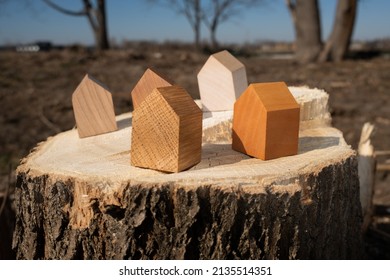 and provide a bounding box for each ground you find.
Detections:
[0,43,389,259]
